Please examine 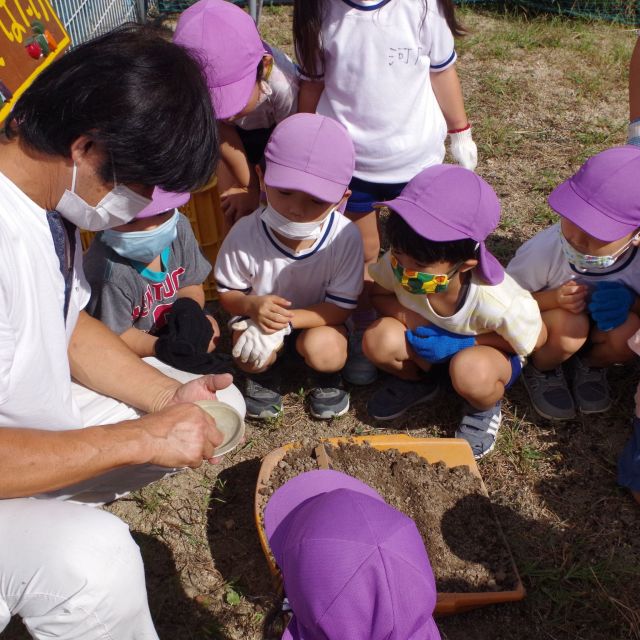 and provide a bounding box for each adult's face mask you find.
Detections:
[260,201,332,240]
[559,227,639,272]
[55,163,151,231]
[101,211,179,263]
